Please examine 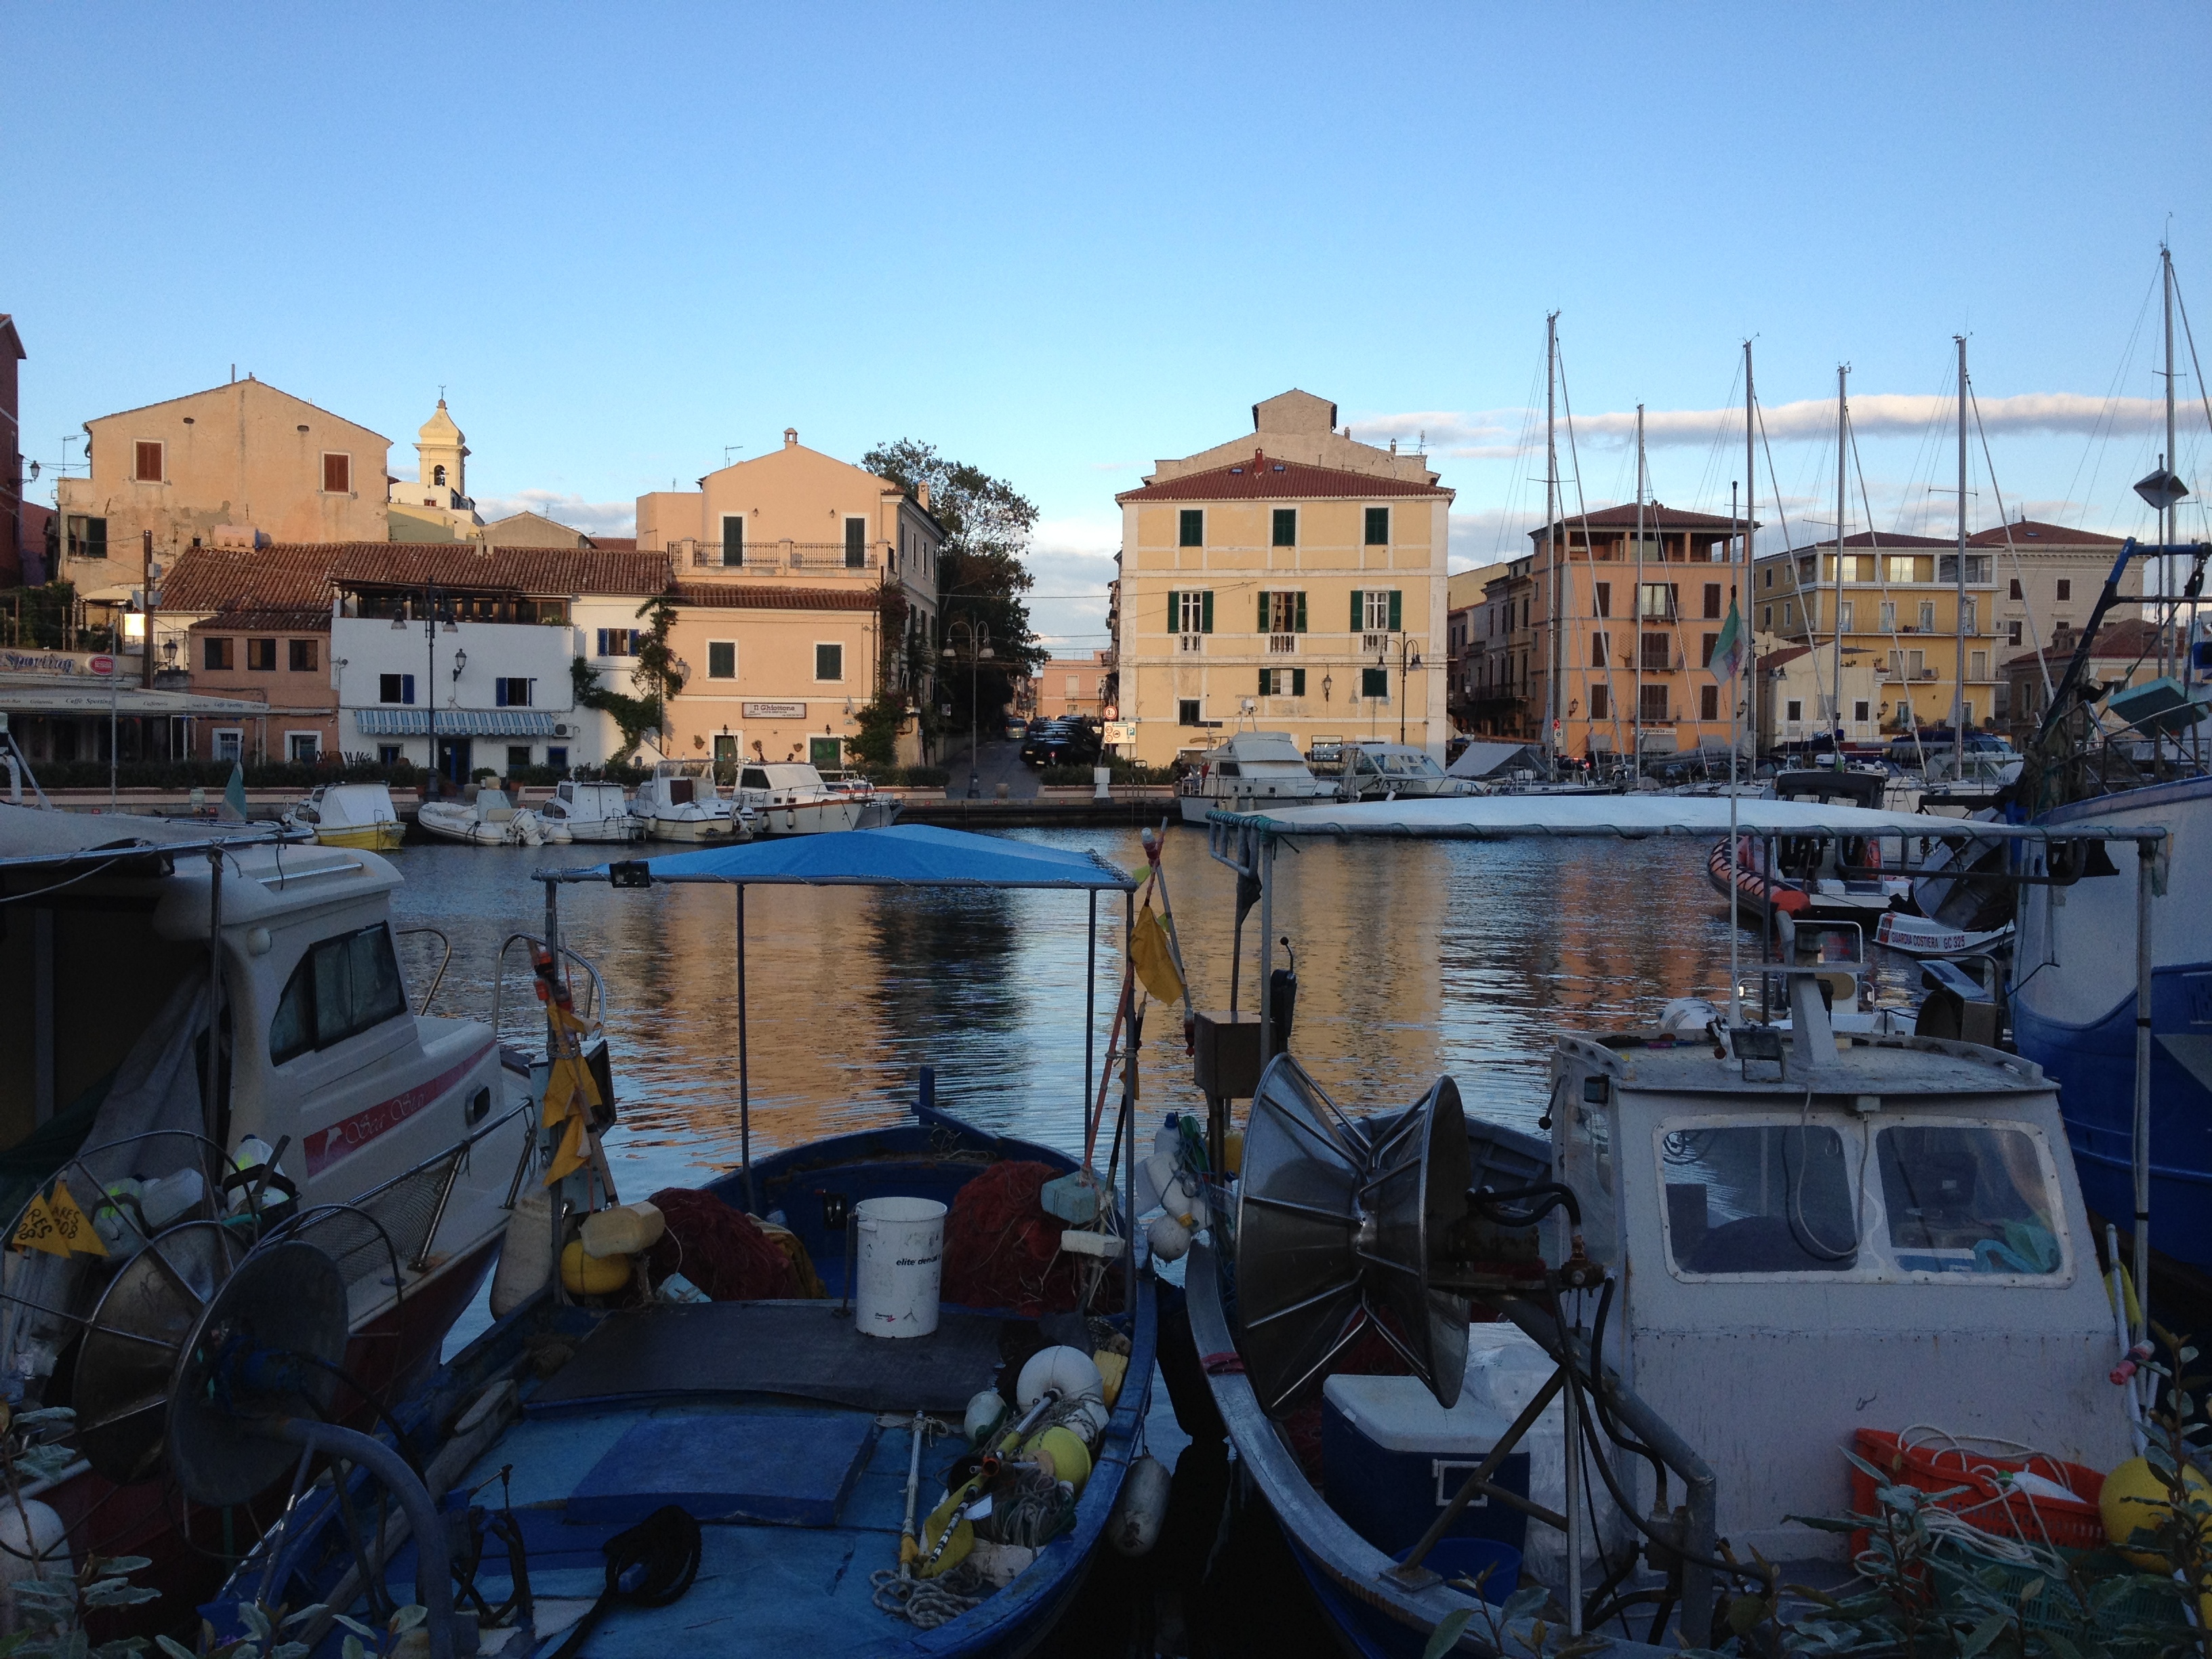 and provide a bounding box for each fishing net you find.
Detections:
[941,1161,1120,1316]
[644,1187,800,1300]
